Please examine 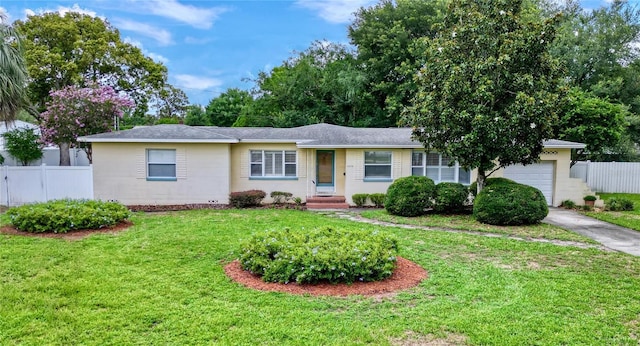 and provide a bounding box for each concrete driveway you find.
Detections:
[544,208,640,256]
